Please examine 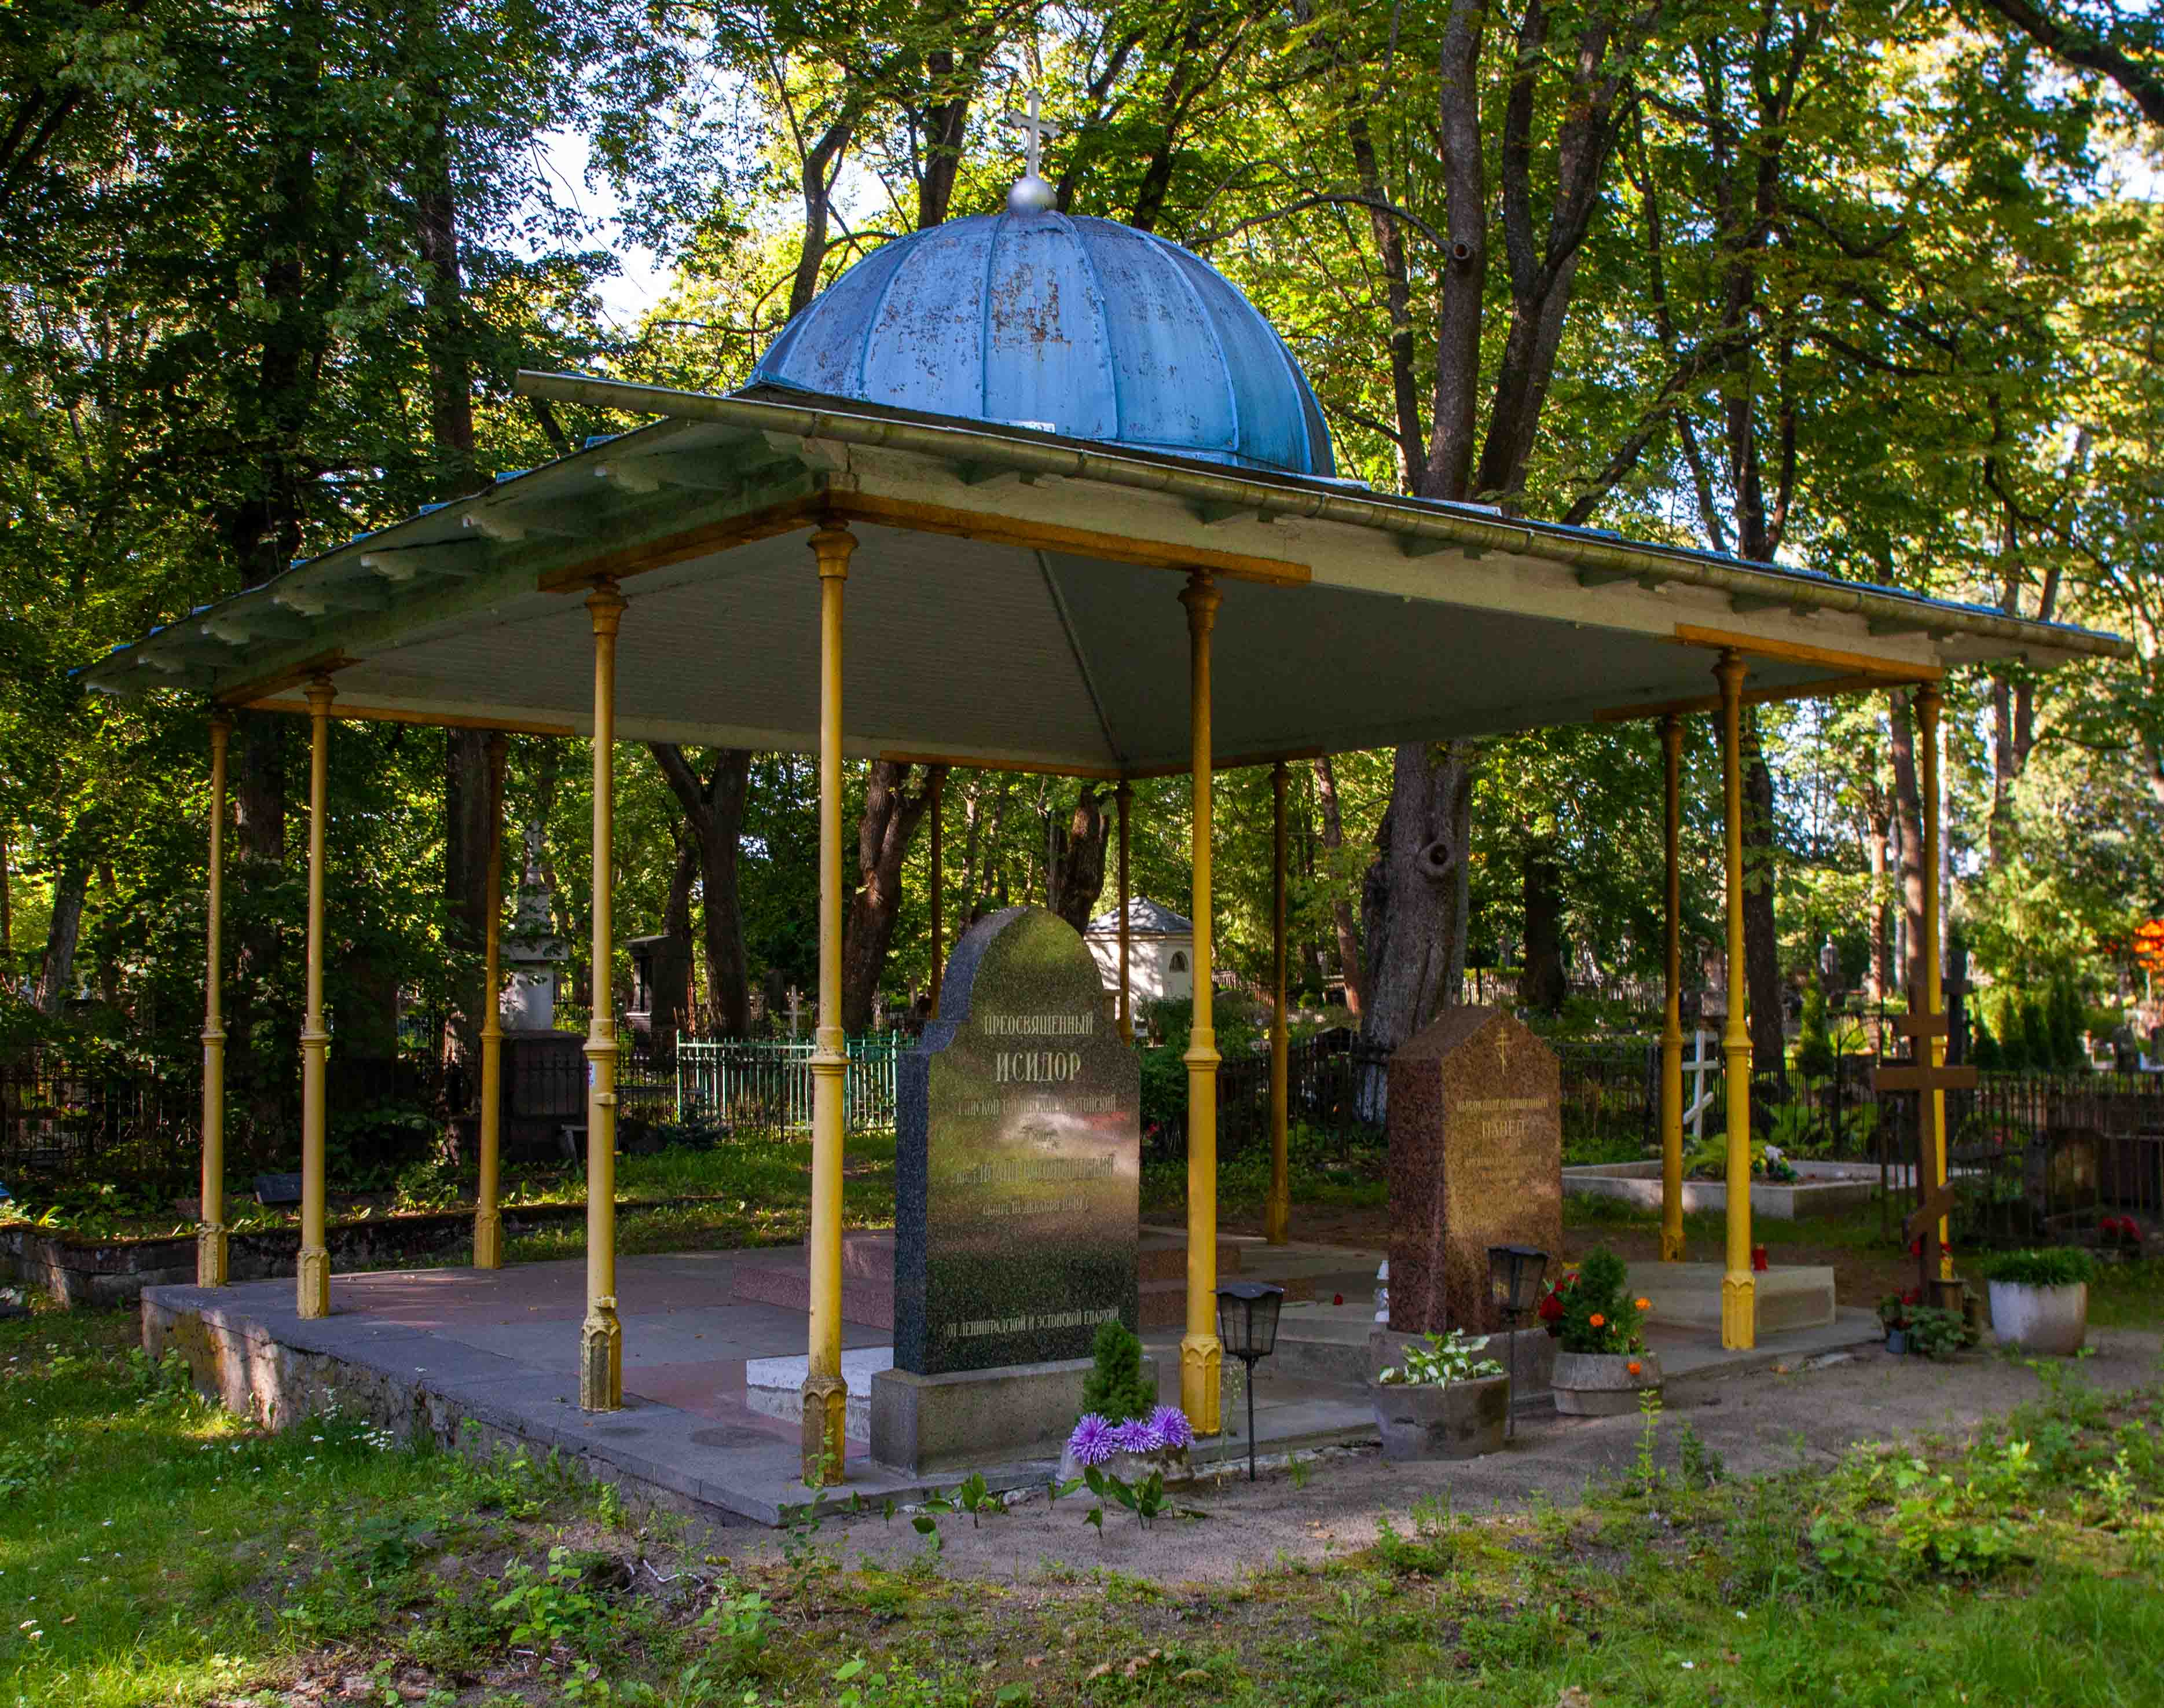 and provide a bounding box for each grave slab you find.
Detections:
[1630,1260,1837,1335]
